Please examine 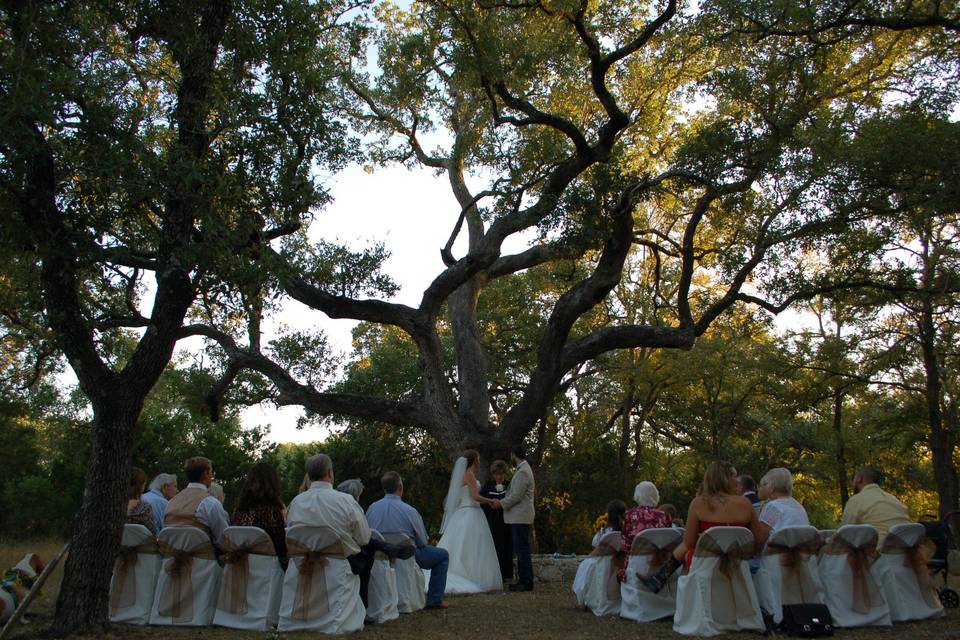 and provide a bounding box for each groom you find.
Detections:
[496,445,535,592]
